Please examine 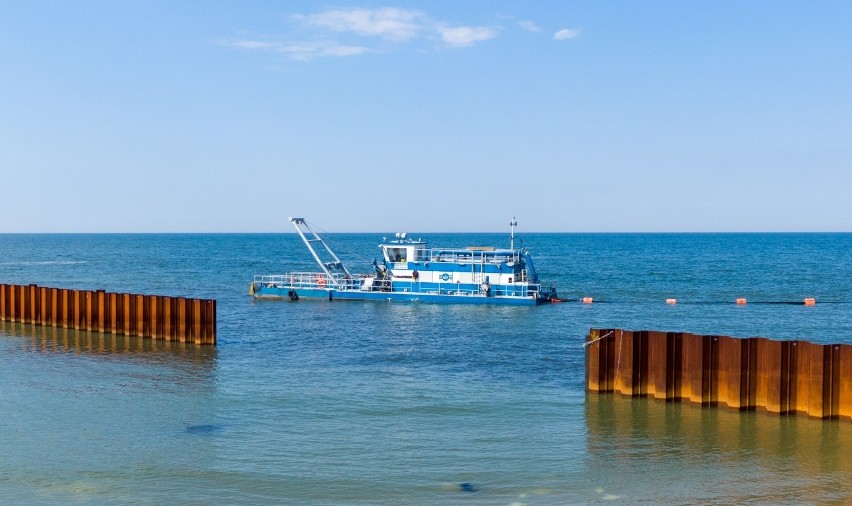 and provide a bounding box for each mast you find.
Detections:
[509,217,517,250]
